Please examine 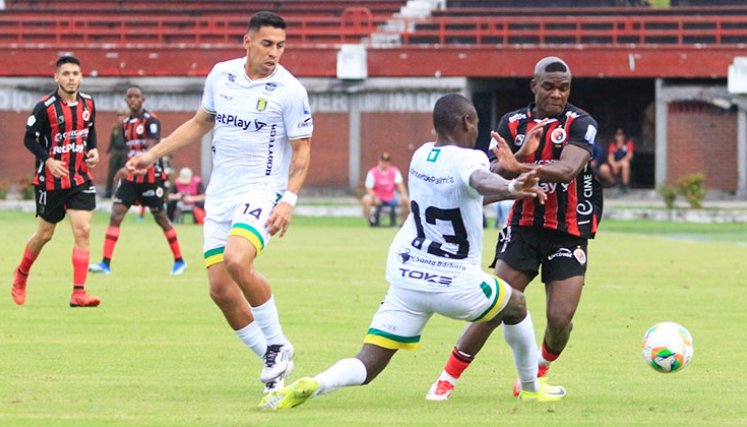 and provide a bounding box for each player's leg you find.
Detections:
[619,159,631,191]
[151,208,186,275]
[533,235,588,380]
[429,230,537,398]
[223,192,294,385]
[361,194,375,226]
[90,181,133,273]
[12,217,57,305]
[67,208,100,307]
[260,286,423,410]
[223,234,292,384]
